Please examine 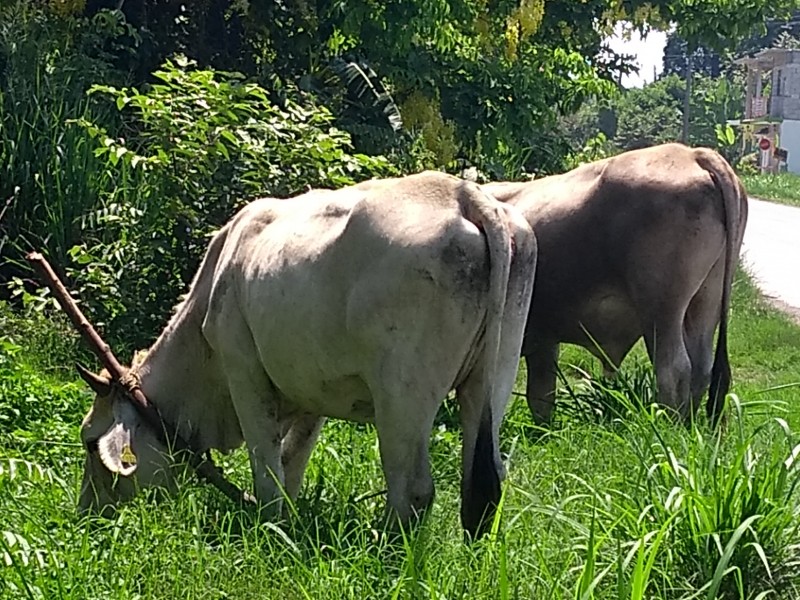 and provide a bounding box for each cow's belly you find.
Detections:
[277,372,376,423]
[248,310,380,422]
[553,288,641,354]
[242,266,481,425]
